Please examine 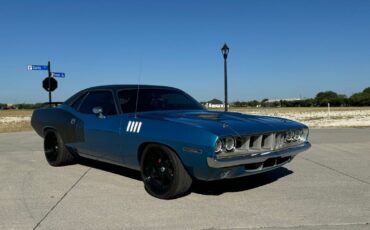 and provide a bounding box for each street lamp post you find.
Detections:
[221,43,229,112]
